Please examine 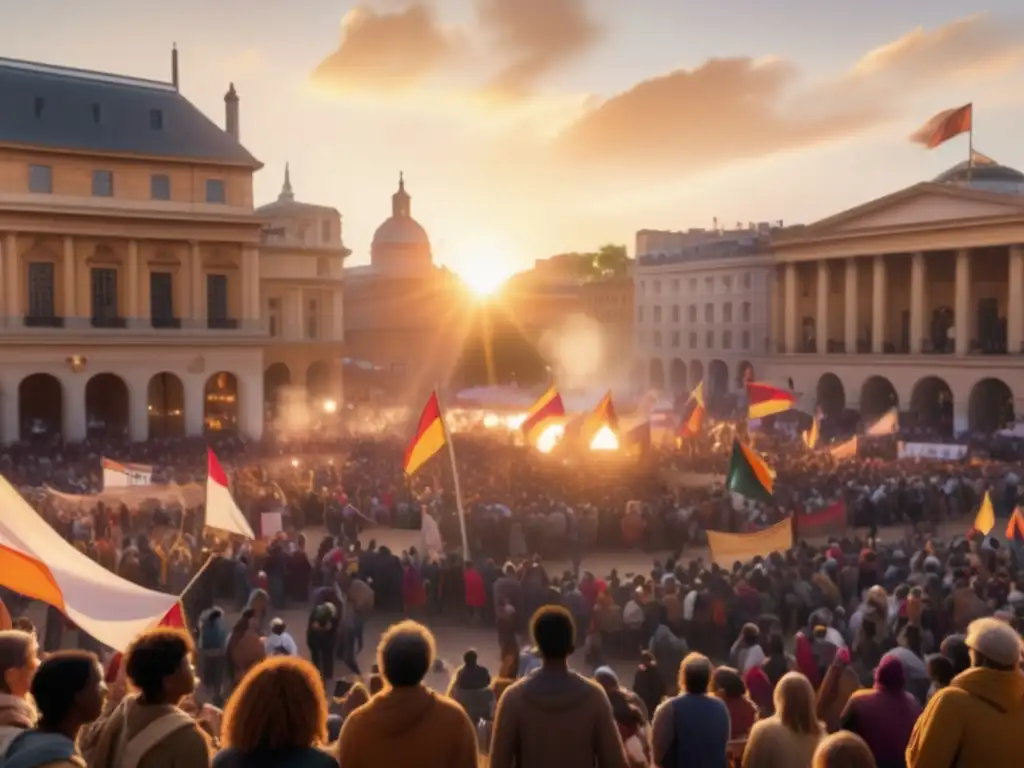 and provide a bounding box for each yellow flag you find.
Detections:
[973,491,995,536]
[803,417,819,449]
